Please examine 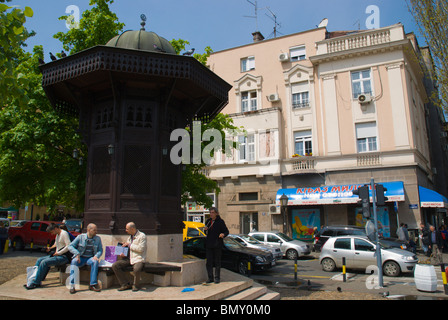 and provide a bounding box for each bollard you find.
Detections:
[3,239,9,254]
[442,264,448,295]
[247,261,252,277]
[342,257,347,282]
[12,241,16,251]
[294,257,298,280]
[30,238,34,253]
